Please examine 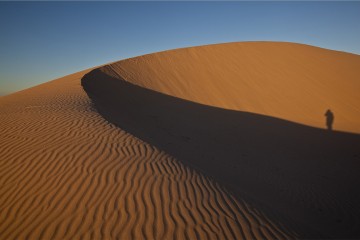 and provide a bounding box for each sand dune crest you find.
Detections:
[106,42,360,133]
